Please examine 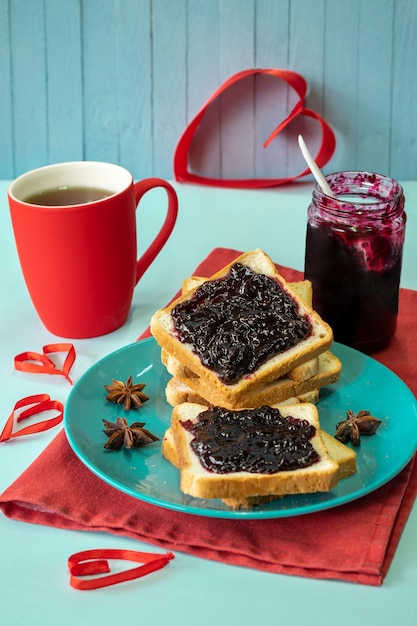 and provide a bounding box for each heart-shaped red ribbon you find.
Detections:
[0,394,64,443]
[68,549,175,590]
[174,68,336,188]
[14,343,76,385]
